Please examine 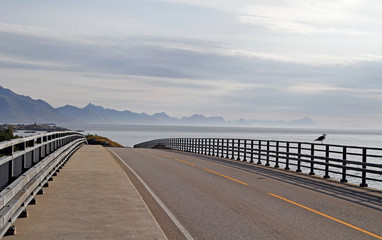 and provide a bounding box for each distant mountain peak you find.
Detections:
[0,85,319,127]
[84,103,104,111]
[153,112,170,117]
